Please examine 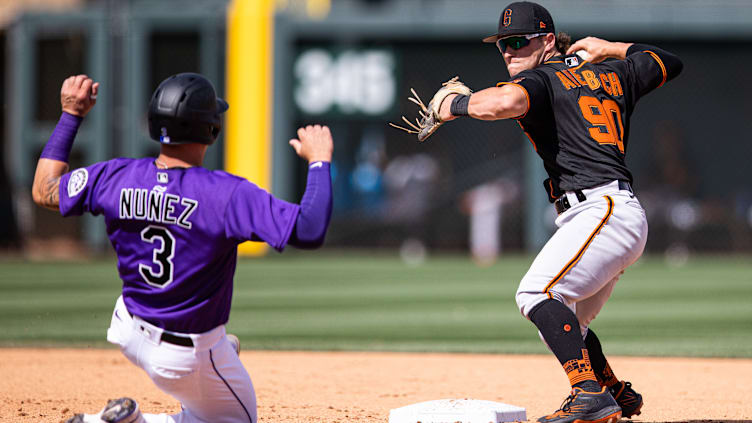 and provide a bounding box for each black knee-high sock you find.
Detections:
[528,299,600,390]
[584,329,620,387]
